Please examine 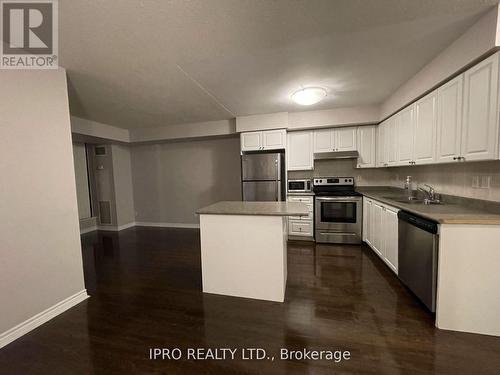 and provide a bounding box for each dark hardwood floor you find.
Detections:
[1,227,500,374]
